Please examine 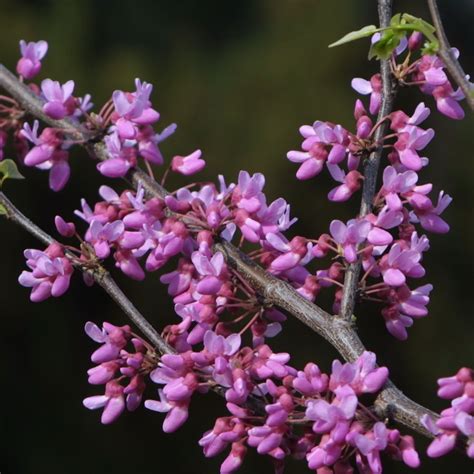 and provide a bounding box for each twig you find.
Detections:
[339,0,395,322]
[0,58,440,438]
[0,191,173,356]
[427,0,474,110]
